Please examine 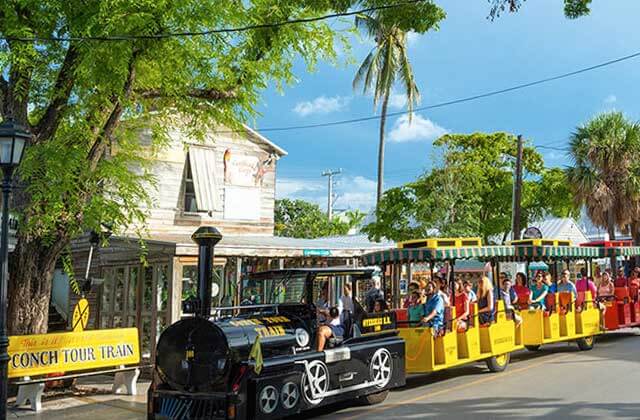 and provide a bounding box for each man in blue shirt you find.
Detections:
[557,270,577,298]
[422,281,444,333]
